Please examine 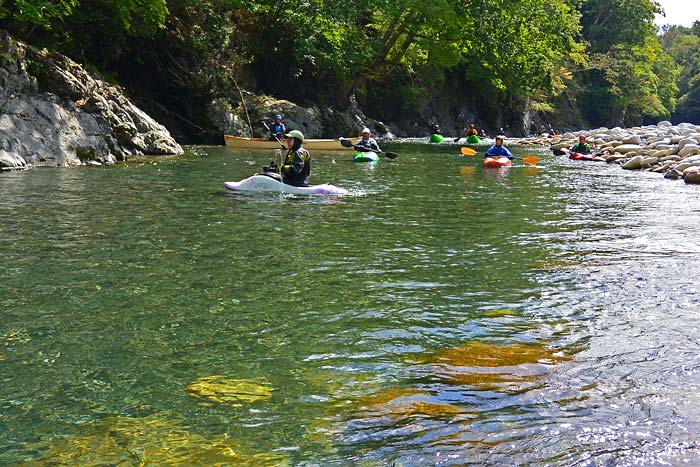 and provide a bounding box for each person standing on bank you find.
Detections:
[281,130,311,186]
[485,135,514,159]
